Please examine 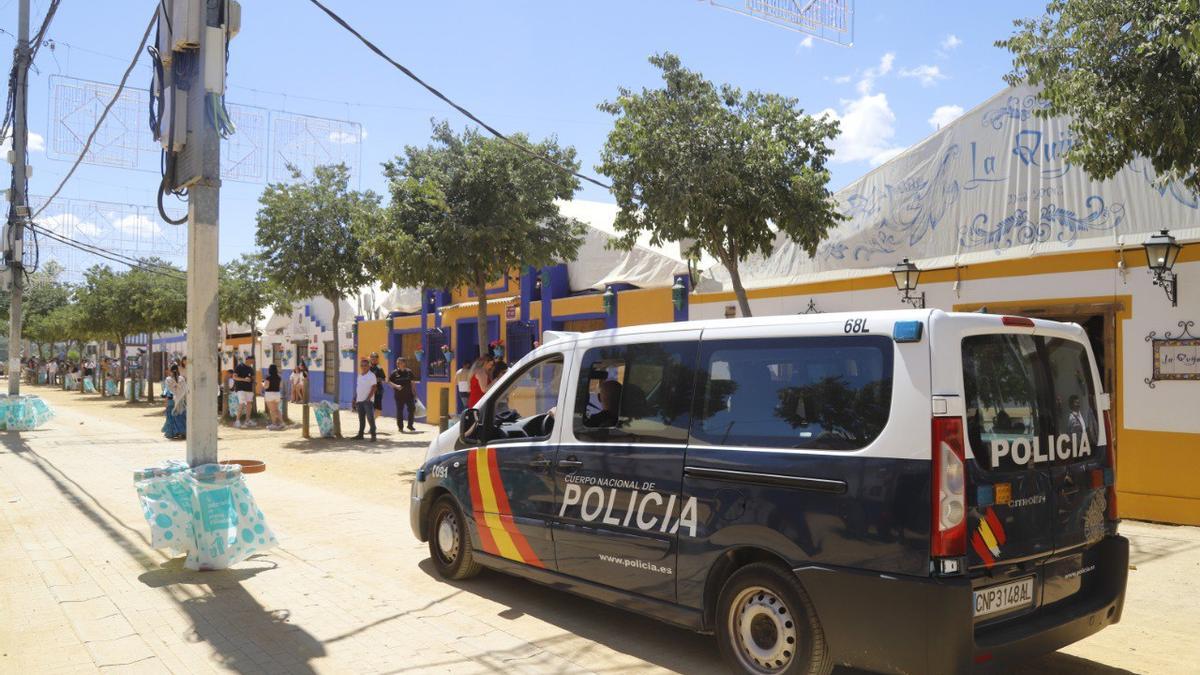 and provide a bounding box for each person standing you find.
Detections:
[352,357,377,441]
[162,363,187,439]
[233,355,256,428]
[263,364,284,430]
[290,363,306,403]
[454,360,471,414]
[387,356,416,432]
[368,352,386,419]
